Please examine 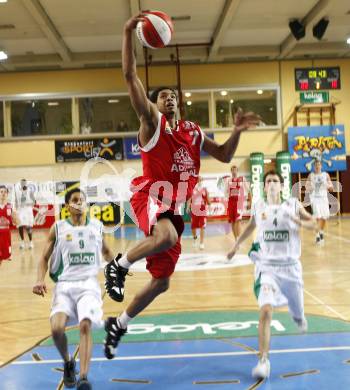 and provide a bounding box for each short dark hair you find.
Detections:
[149,86,177,103]
[0,185,8,192]
[65,188,86,204]
[263,170,284,186]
